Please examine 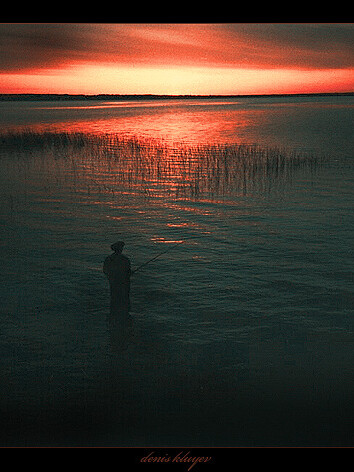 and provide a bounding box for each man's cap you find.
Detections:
[111,241,125,251]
